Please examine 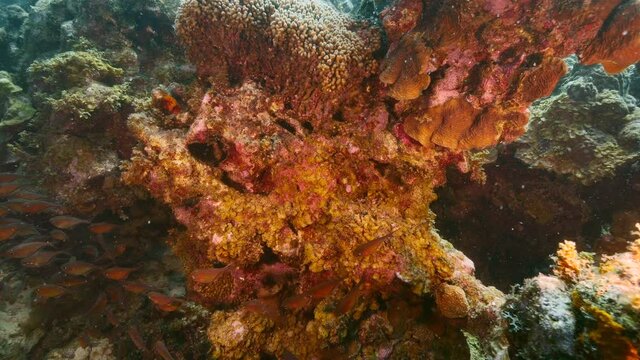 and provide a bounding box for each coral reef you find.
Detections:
[505,229,640,359]
[176,0,381,115]
[123,80,508,357]
[382,0,640,150]
[0,0,638,357]
[516,59,640,185]
[503,275,576,360]
[0,0,192,216]
[0,262,45,359]
[0,71,35,147]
